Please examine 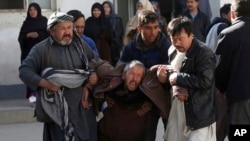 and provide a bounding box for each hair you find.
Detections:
[220,3,231,17]
[102,1,115,15]
[231,0,250,17]
[138,10,158,26]
[167,16,193,37]
[123,60,145,74]
[67,10,85,22]
[91,2,104,17]
[26,3,42,20]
